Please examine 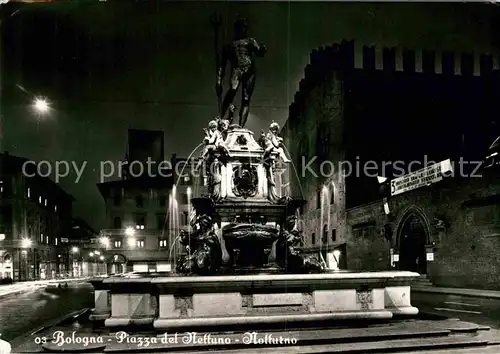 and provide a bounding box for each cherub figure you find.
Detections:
[263,121,290,163]
[217,104,236,139]
[202,120,229,159]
